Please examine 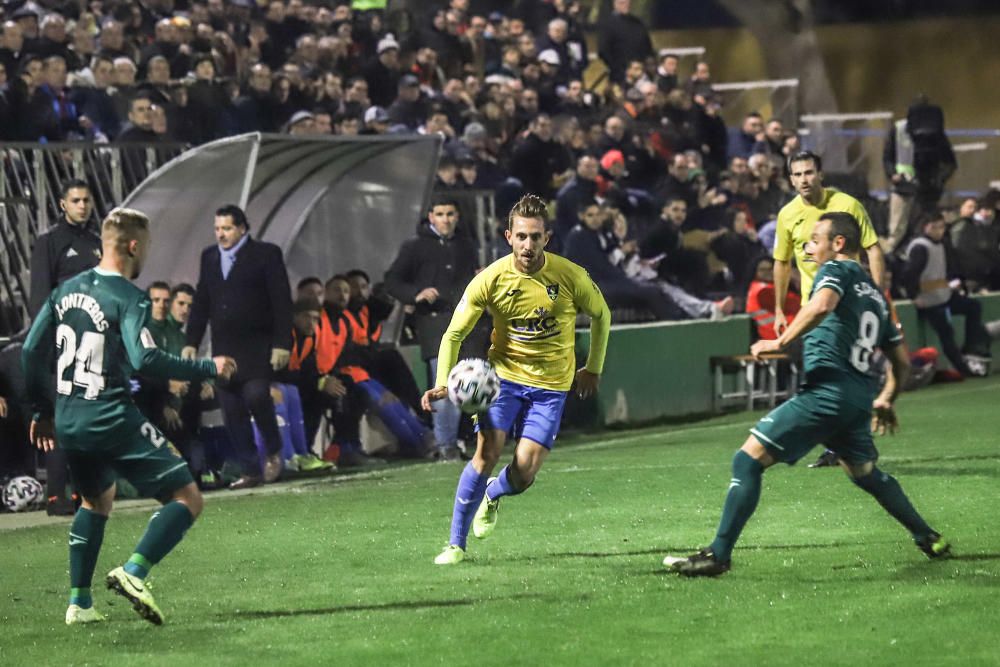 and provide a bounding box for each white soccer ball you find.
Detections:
[2,476,44,513]
[447,358,500,414]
